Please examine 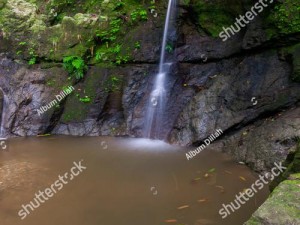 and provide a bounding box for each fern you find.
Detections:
[63,56,87,80]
